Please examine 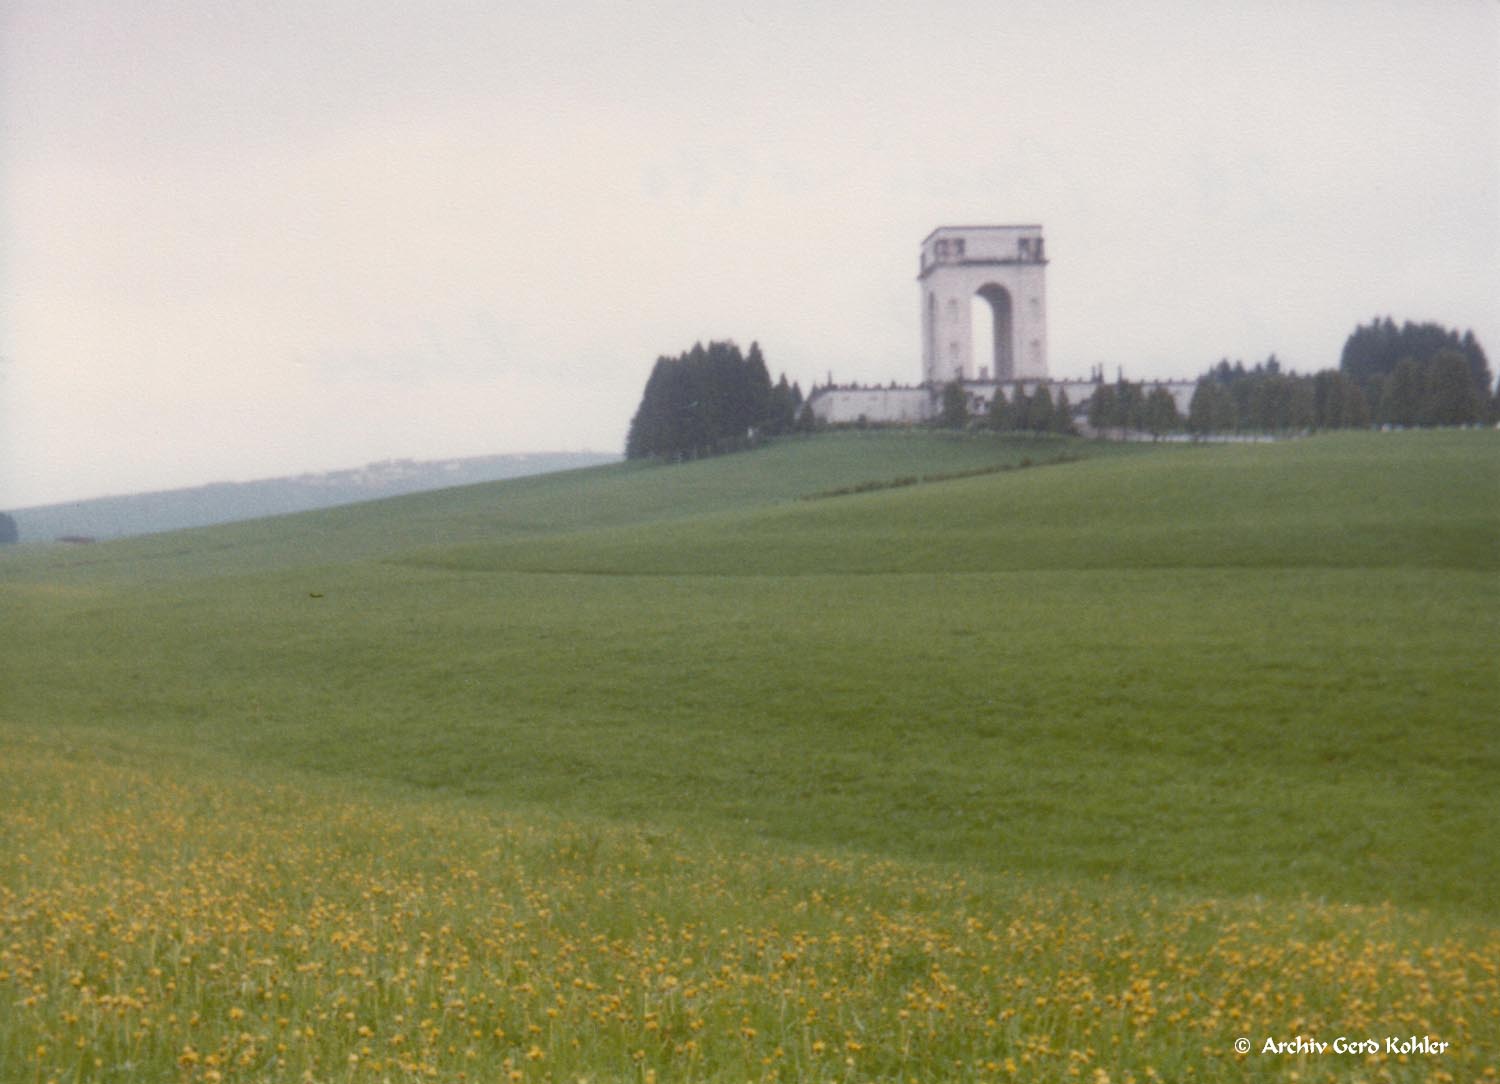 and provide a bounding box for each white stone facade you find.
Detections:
[806,385,932,426]
[919,225,1047,385]
[806,377,1196,429]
